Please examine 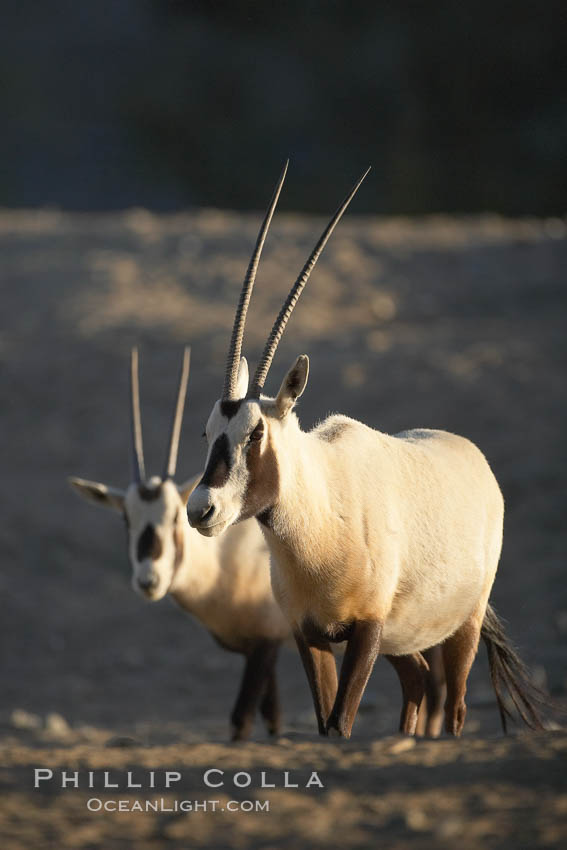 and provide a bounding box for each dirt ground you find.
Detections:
[1,208,566,848]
